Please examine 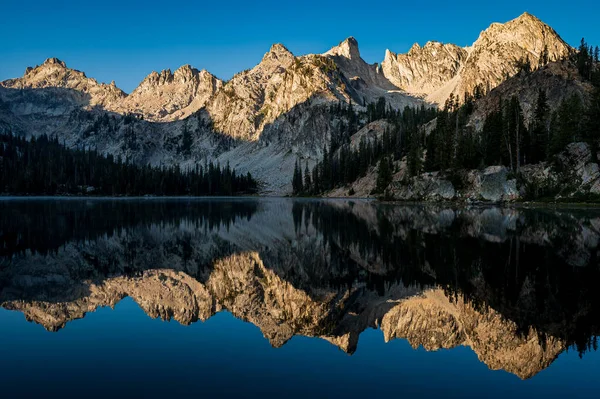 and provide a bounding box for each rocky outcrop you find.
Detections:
[386,143,600,202]
[520,142,600,199]
[324,37,417,109]
[205,44,348,142]
[388,166,517,202]
[389,171,457,201]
